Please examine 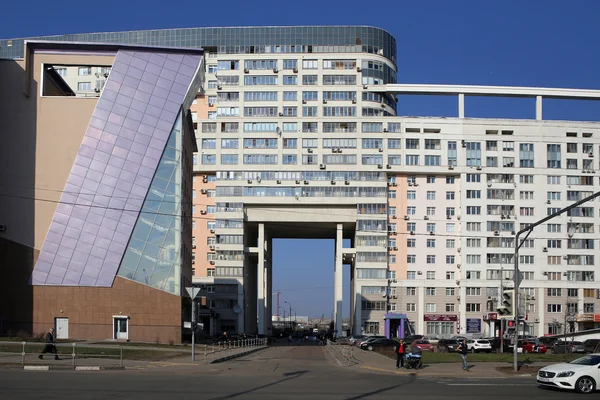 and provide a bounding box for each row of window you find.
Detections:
[212,59,361,71]
[201,121,402,133]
